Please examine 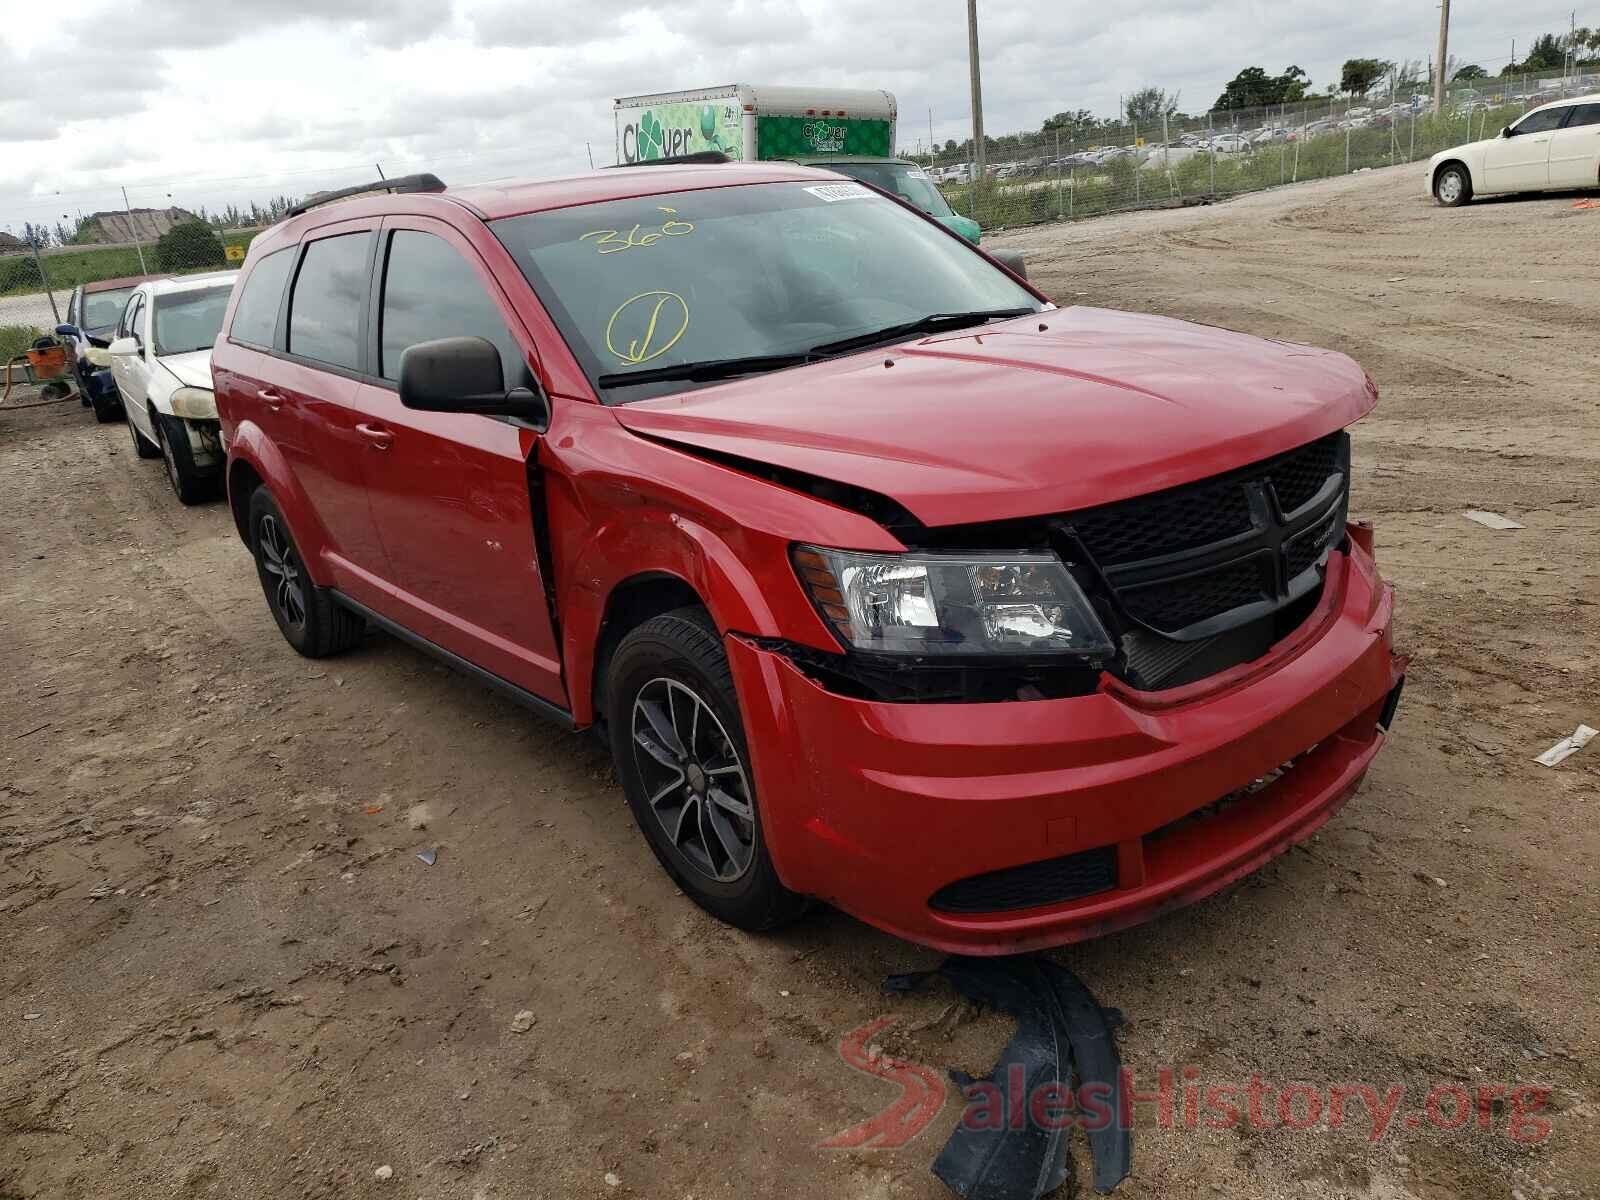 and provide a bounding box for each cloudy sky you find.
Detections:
[0,0,1587,233]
